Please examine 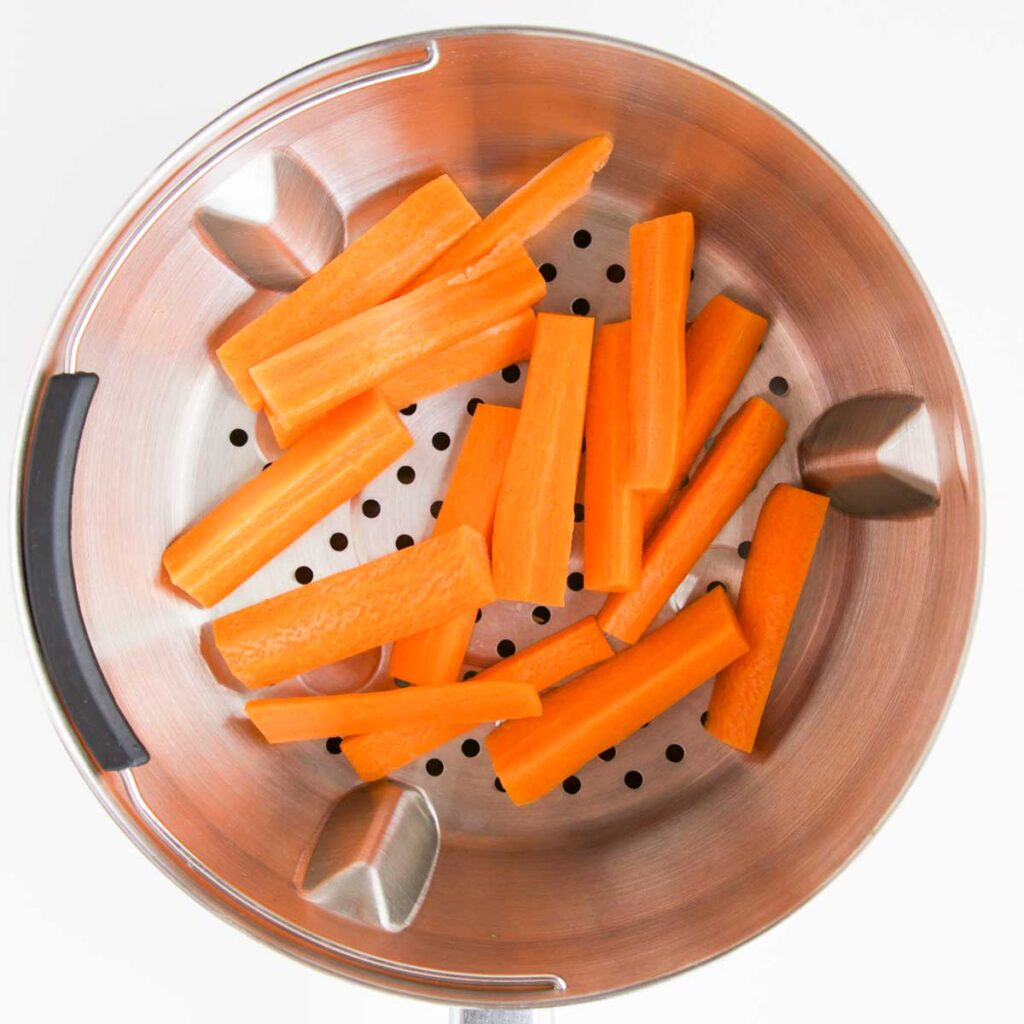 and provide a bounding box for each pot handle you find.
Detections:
[21,373,149,772]
[452,1012,554,1023]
